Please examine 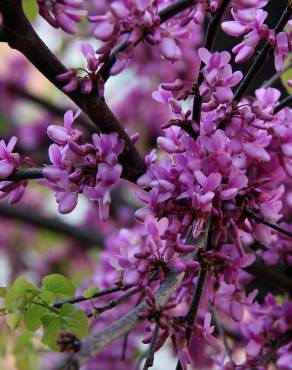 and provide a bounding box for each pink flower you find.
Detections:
[198,48,242,105]
[274,32,290,72]
[37,0,86,34]
[0,137,20,179]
